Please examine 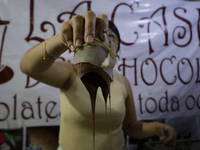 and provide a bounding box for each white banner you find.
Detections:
[0,0,200,128]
